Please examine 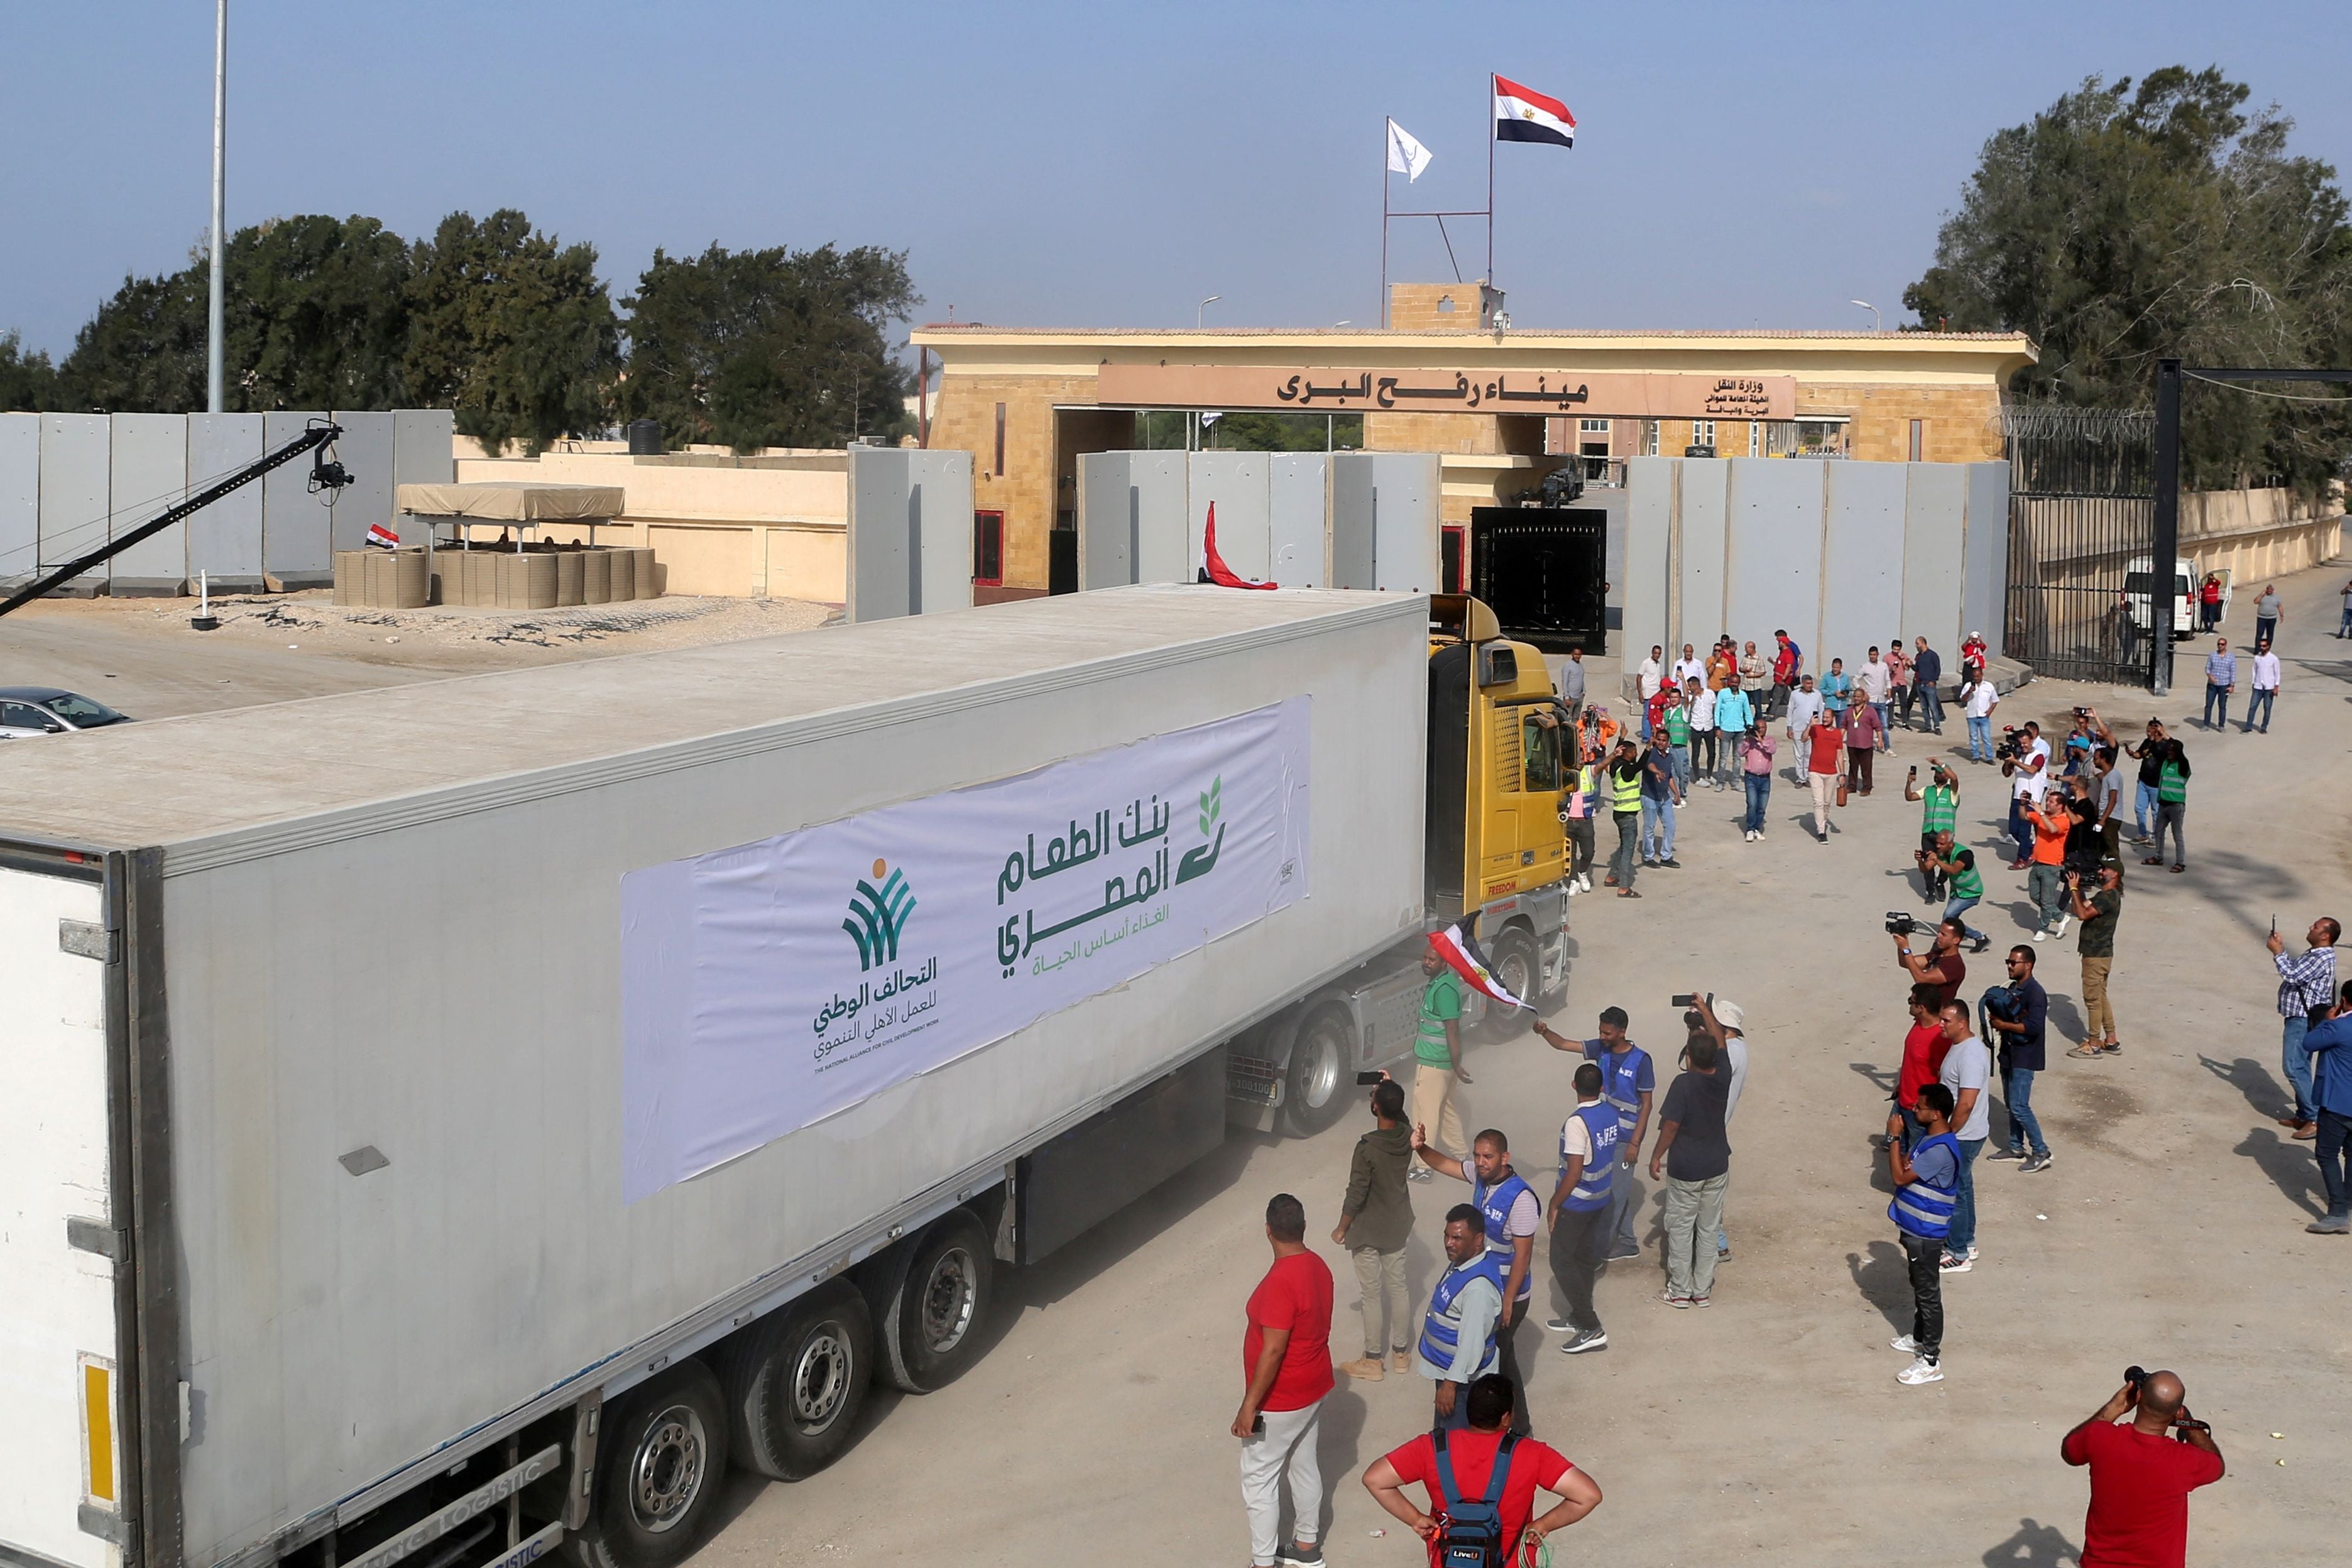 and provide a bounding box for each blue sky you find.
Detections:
[6,1,2348,358]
